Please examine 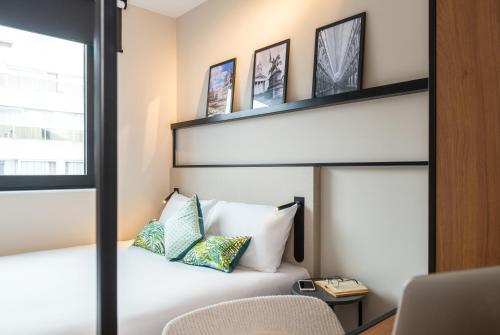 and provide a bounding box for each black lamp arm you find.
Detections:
[163,188,180,204]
